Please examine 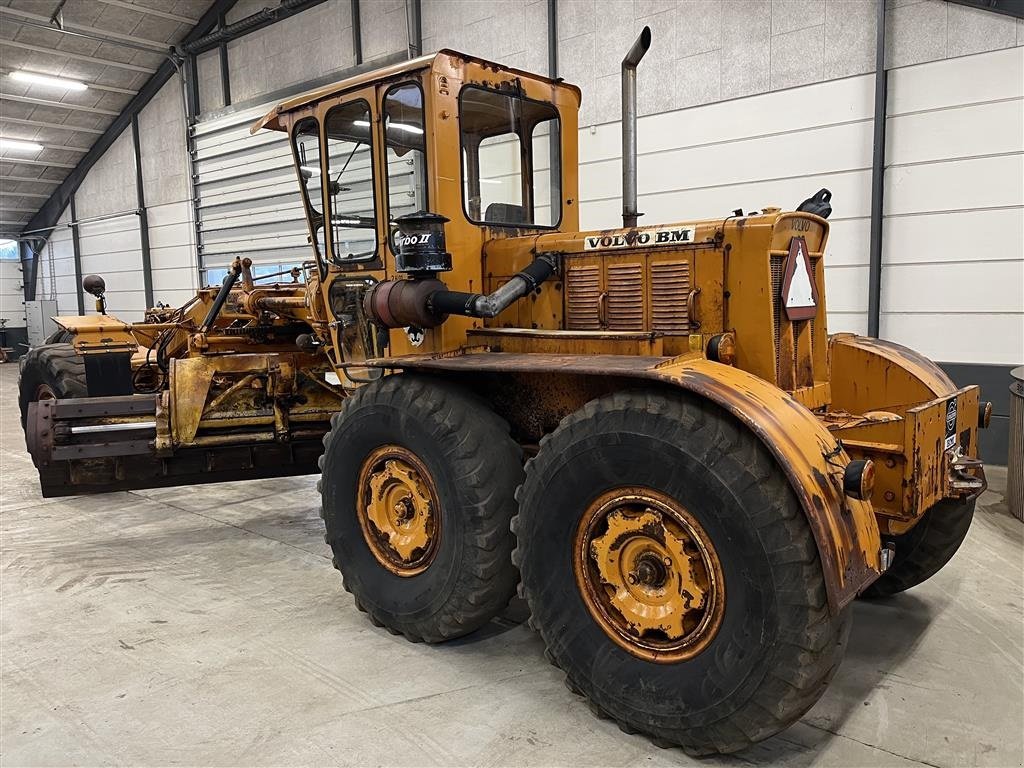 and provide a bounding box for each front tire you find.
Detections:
[319,374,521,642]
[862,498,975,598]
[514,390,851,755]
[18,343,87,429]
